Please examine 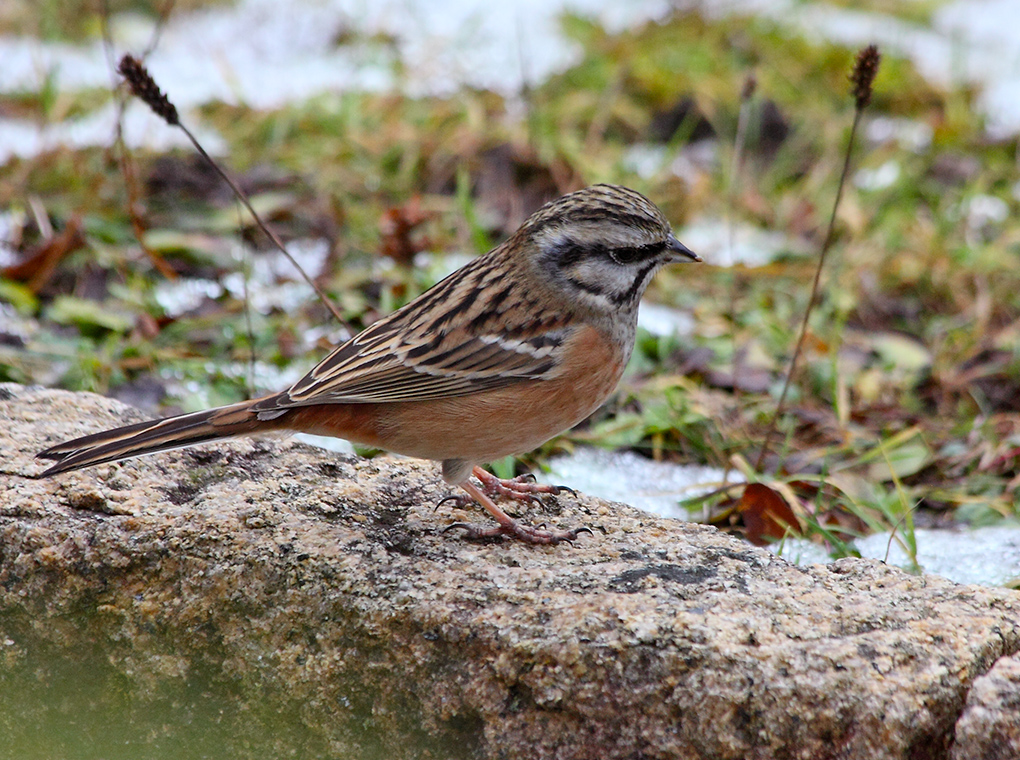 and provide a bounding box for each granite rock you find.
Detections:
[950,654,1020,760]
[1,384,1018,759]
